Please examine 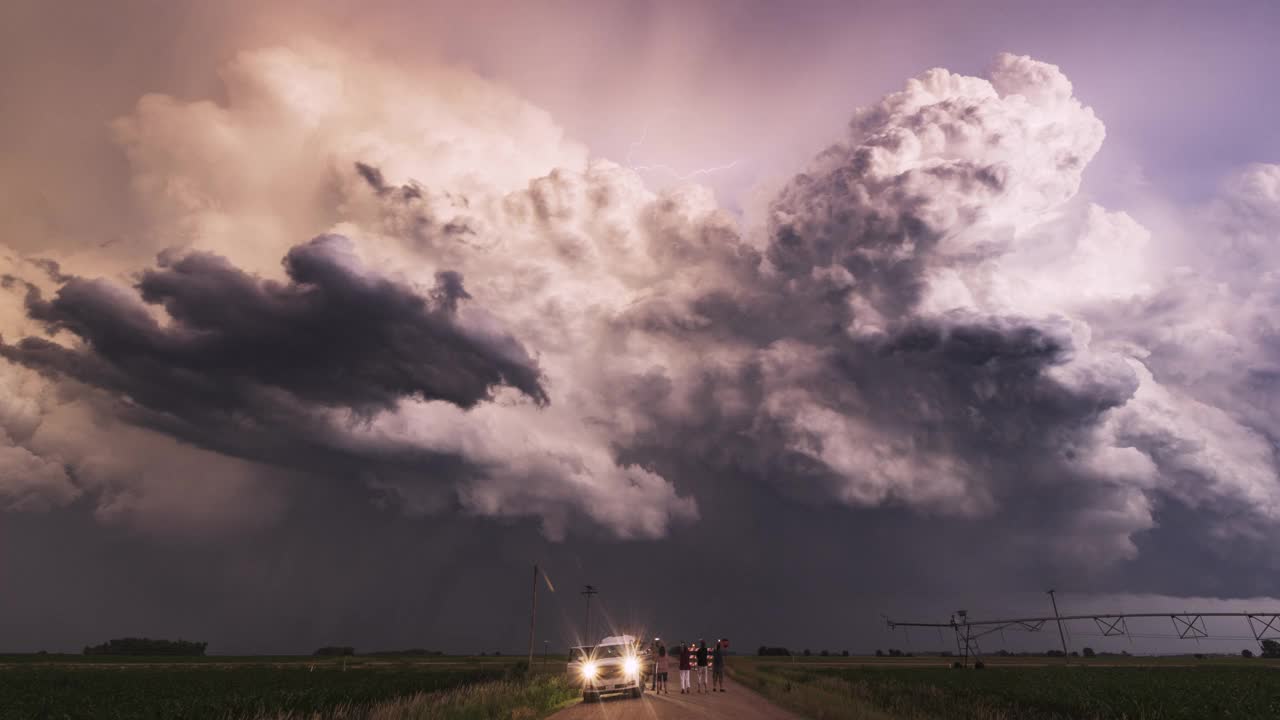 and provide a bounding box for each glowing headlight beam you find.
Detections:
[623,656,640,676]
[581,661,598,679]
